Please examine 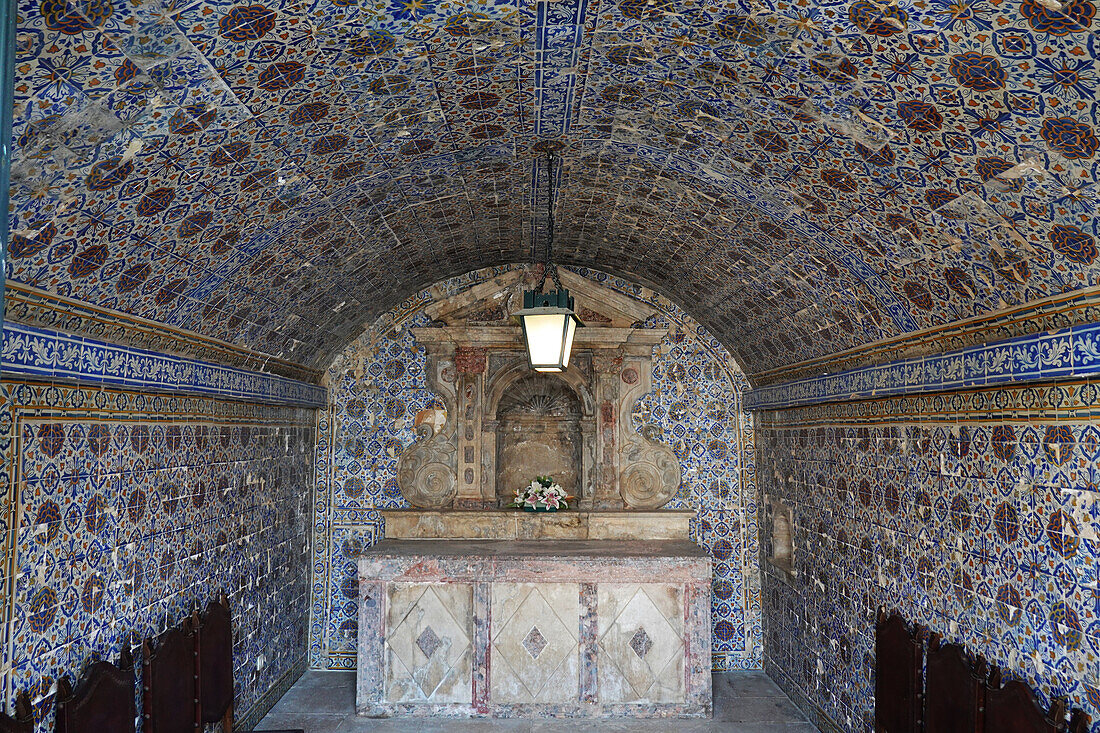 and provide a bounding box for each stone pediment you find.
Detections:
[424,268,656,329]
